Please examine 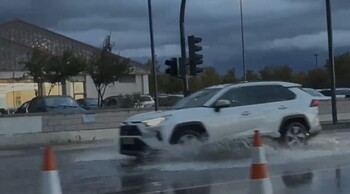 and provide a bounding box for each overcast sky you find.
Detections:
[2,0,350,75]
